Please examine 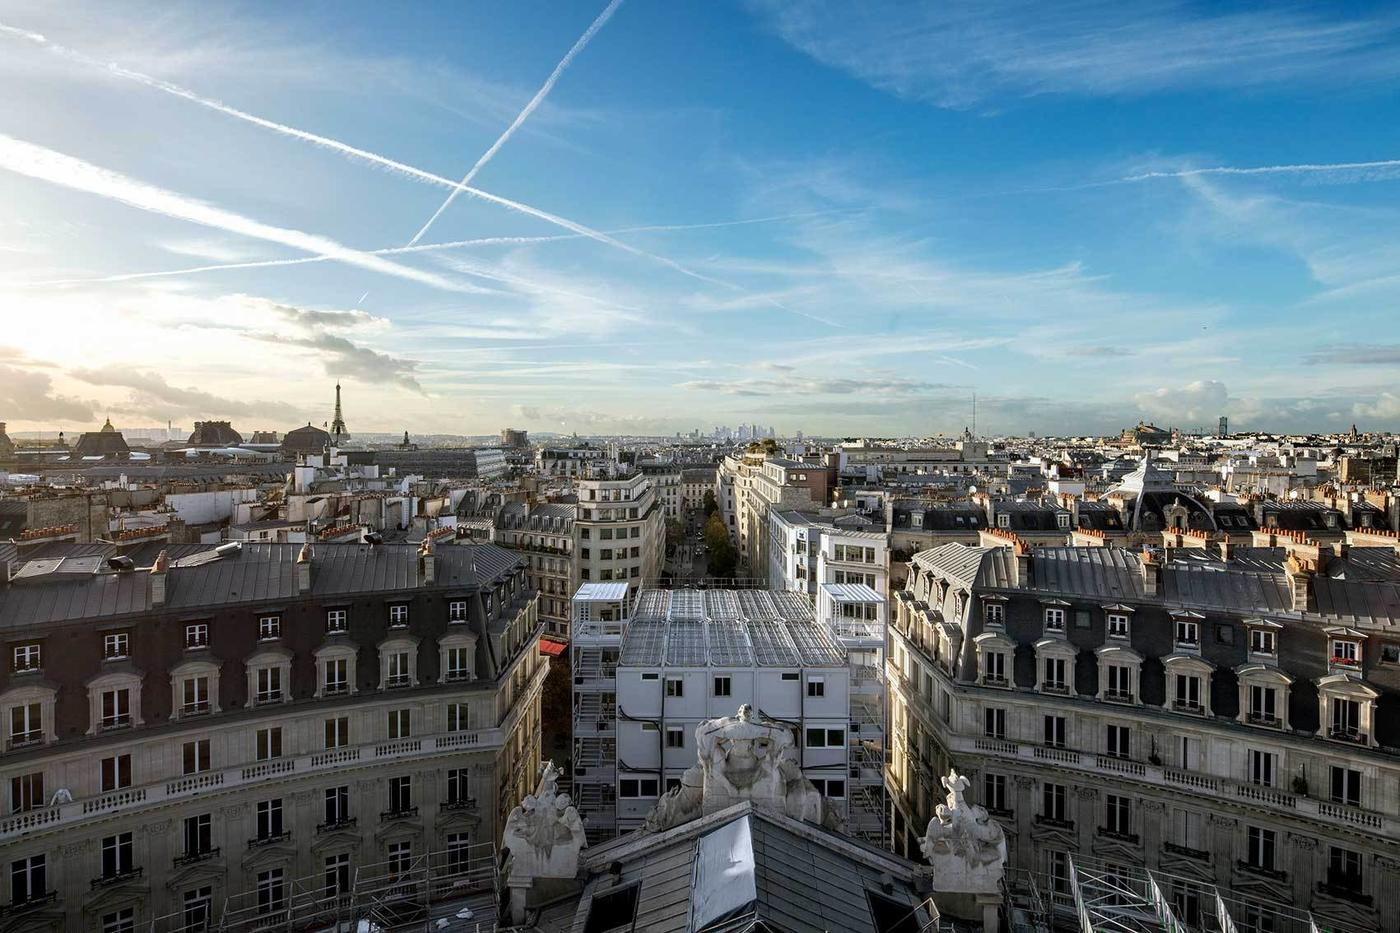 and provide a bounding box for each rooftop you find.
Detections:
[620,588,845,667]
